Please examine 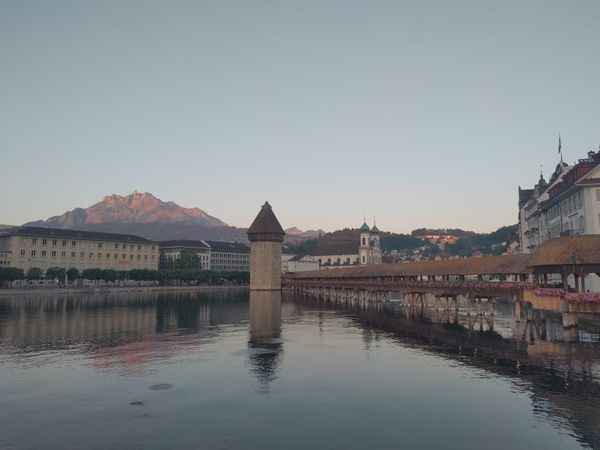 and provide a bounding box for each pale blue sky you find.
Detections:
[1,0,599,233]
